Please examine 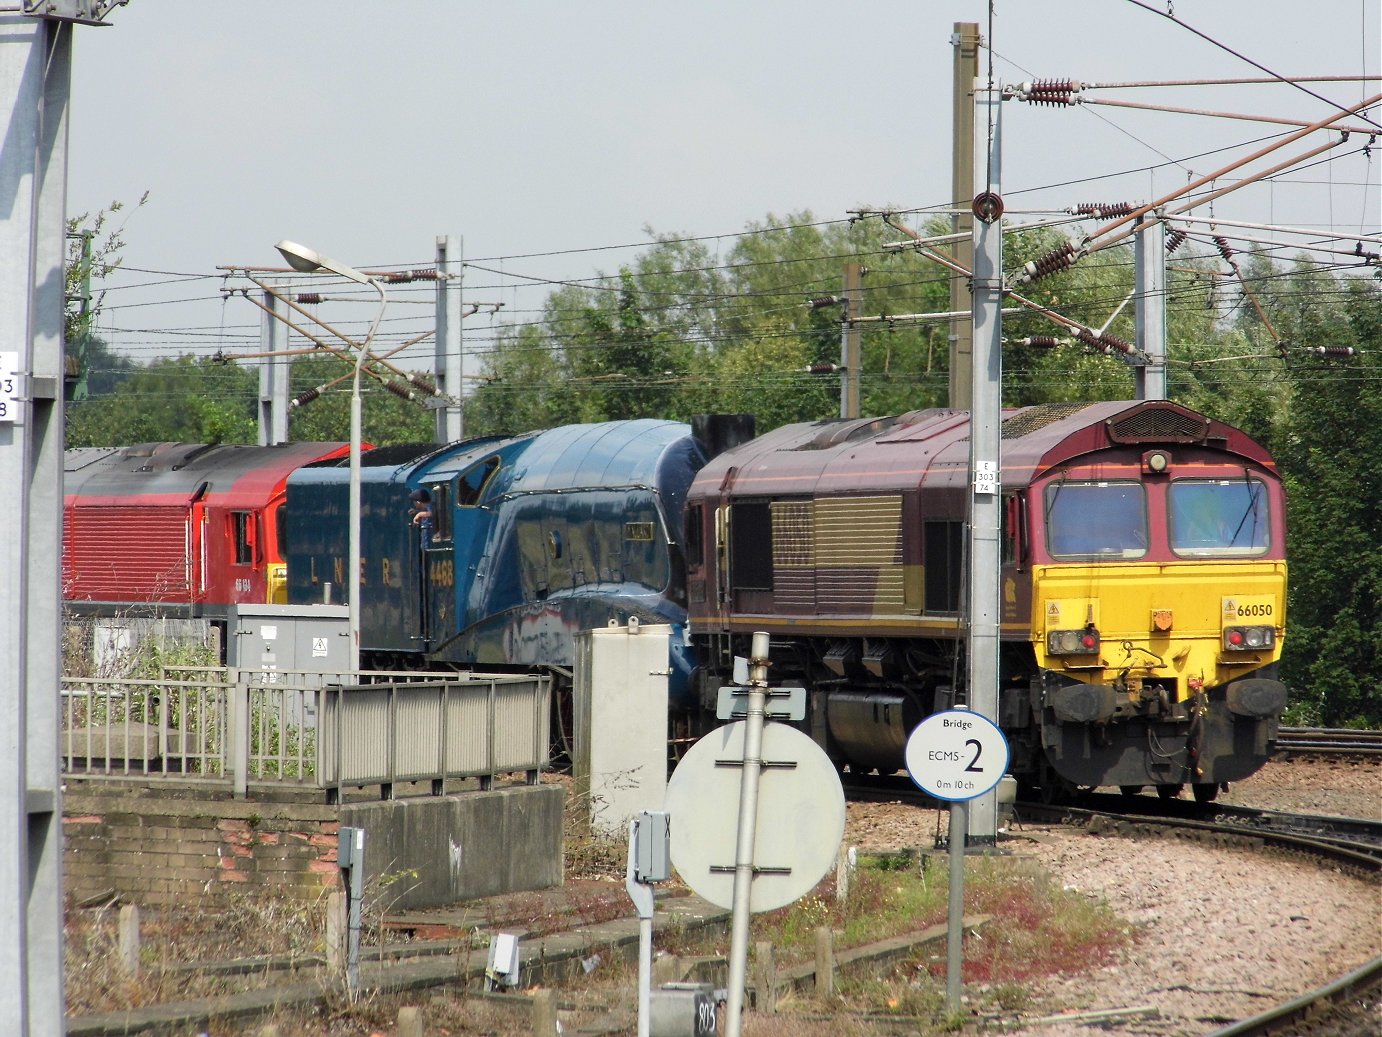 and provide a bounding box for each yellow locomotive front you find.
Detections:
[1024,449,1288,799]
